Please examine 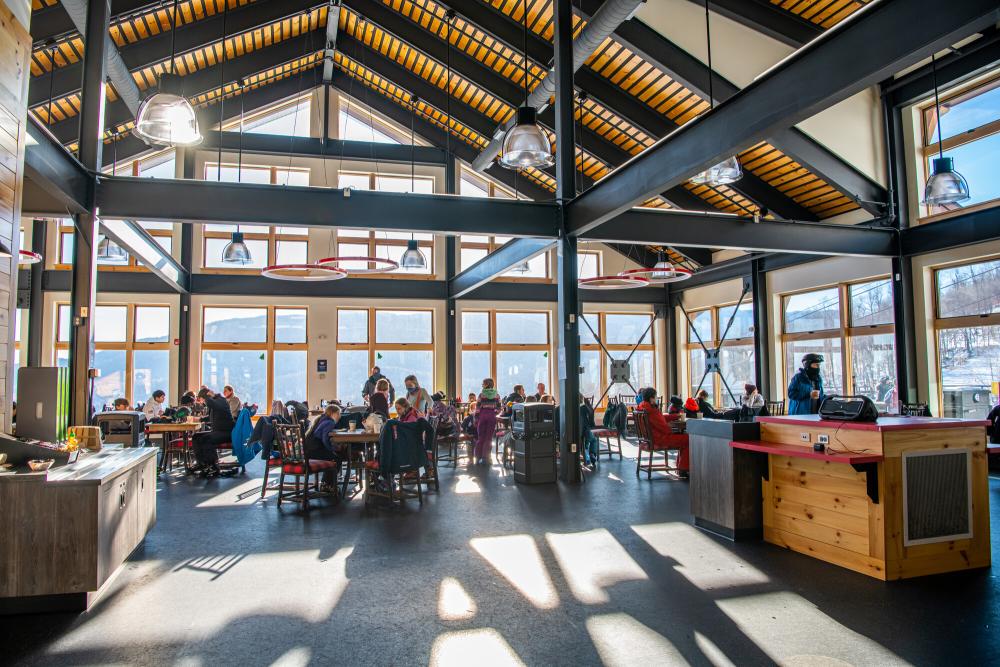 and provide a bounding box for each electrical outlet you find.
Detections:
[818,434,830,445]
[800,432,810,443]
